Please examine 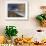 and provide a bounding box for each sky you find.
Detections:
[8,4,19,10]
